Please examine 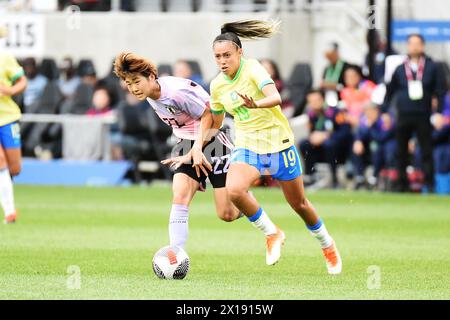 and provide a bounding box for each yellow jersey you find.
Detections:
[210,58,294,154]
[0,52,24,126]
